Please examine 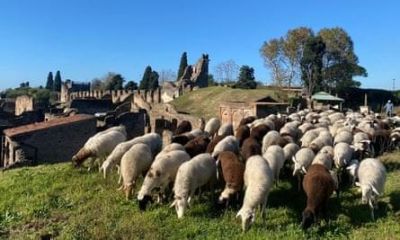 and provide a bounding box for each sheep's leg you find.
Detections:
[369,199,375,221]
[261,194,269,222]
[297,174,302,192]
